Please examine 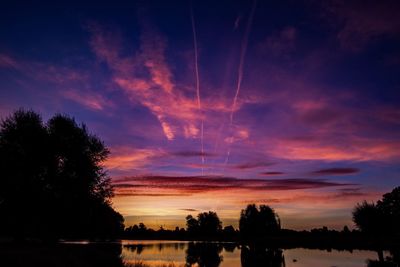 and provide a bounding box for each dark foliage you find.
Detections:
[377,187,400,235]
[239,204,281,239]
[186,211,222,236]
[353,187,400,236]
[352,201,385,235]
[0,109,124,239]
